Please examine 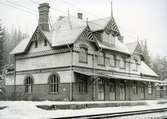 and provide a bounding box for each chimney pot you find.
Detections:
[77,13,83,19]
[38,3,50,31]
